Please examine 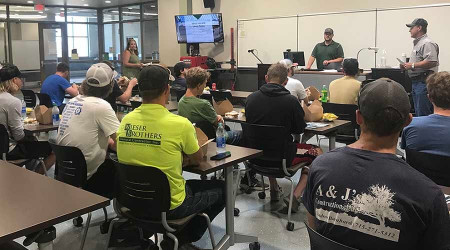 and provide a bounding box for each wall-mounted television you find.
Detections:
[175,13,224,44]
